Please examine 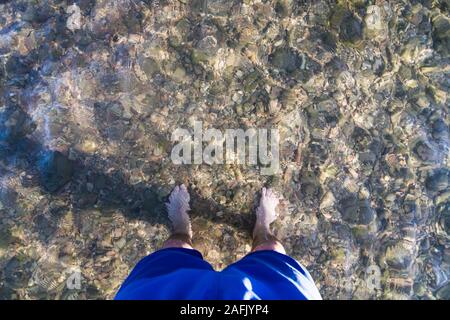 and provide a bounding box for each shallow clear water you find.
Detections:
[0,0,449,299]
